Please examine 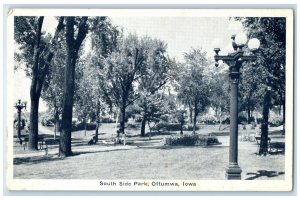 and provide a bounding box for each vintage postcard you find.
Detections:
[5,8,294,191]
